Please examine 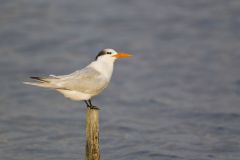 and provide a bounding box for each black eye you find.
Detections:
[107,52,111,54]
